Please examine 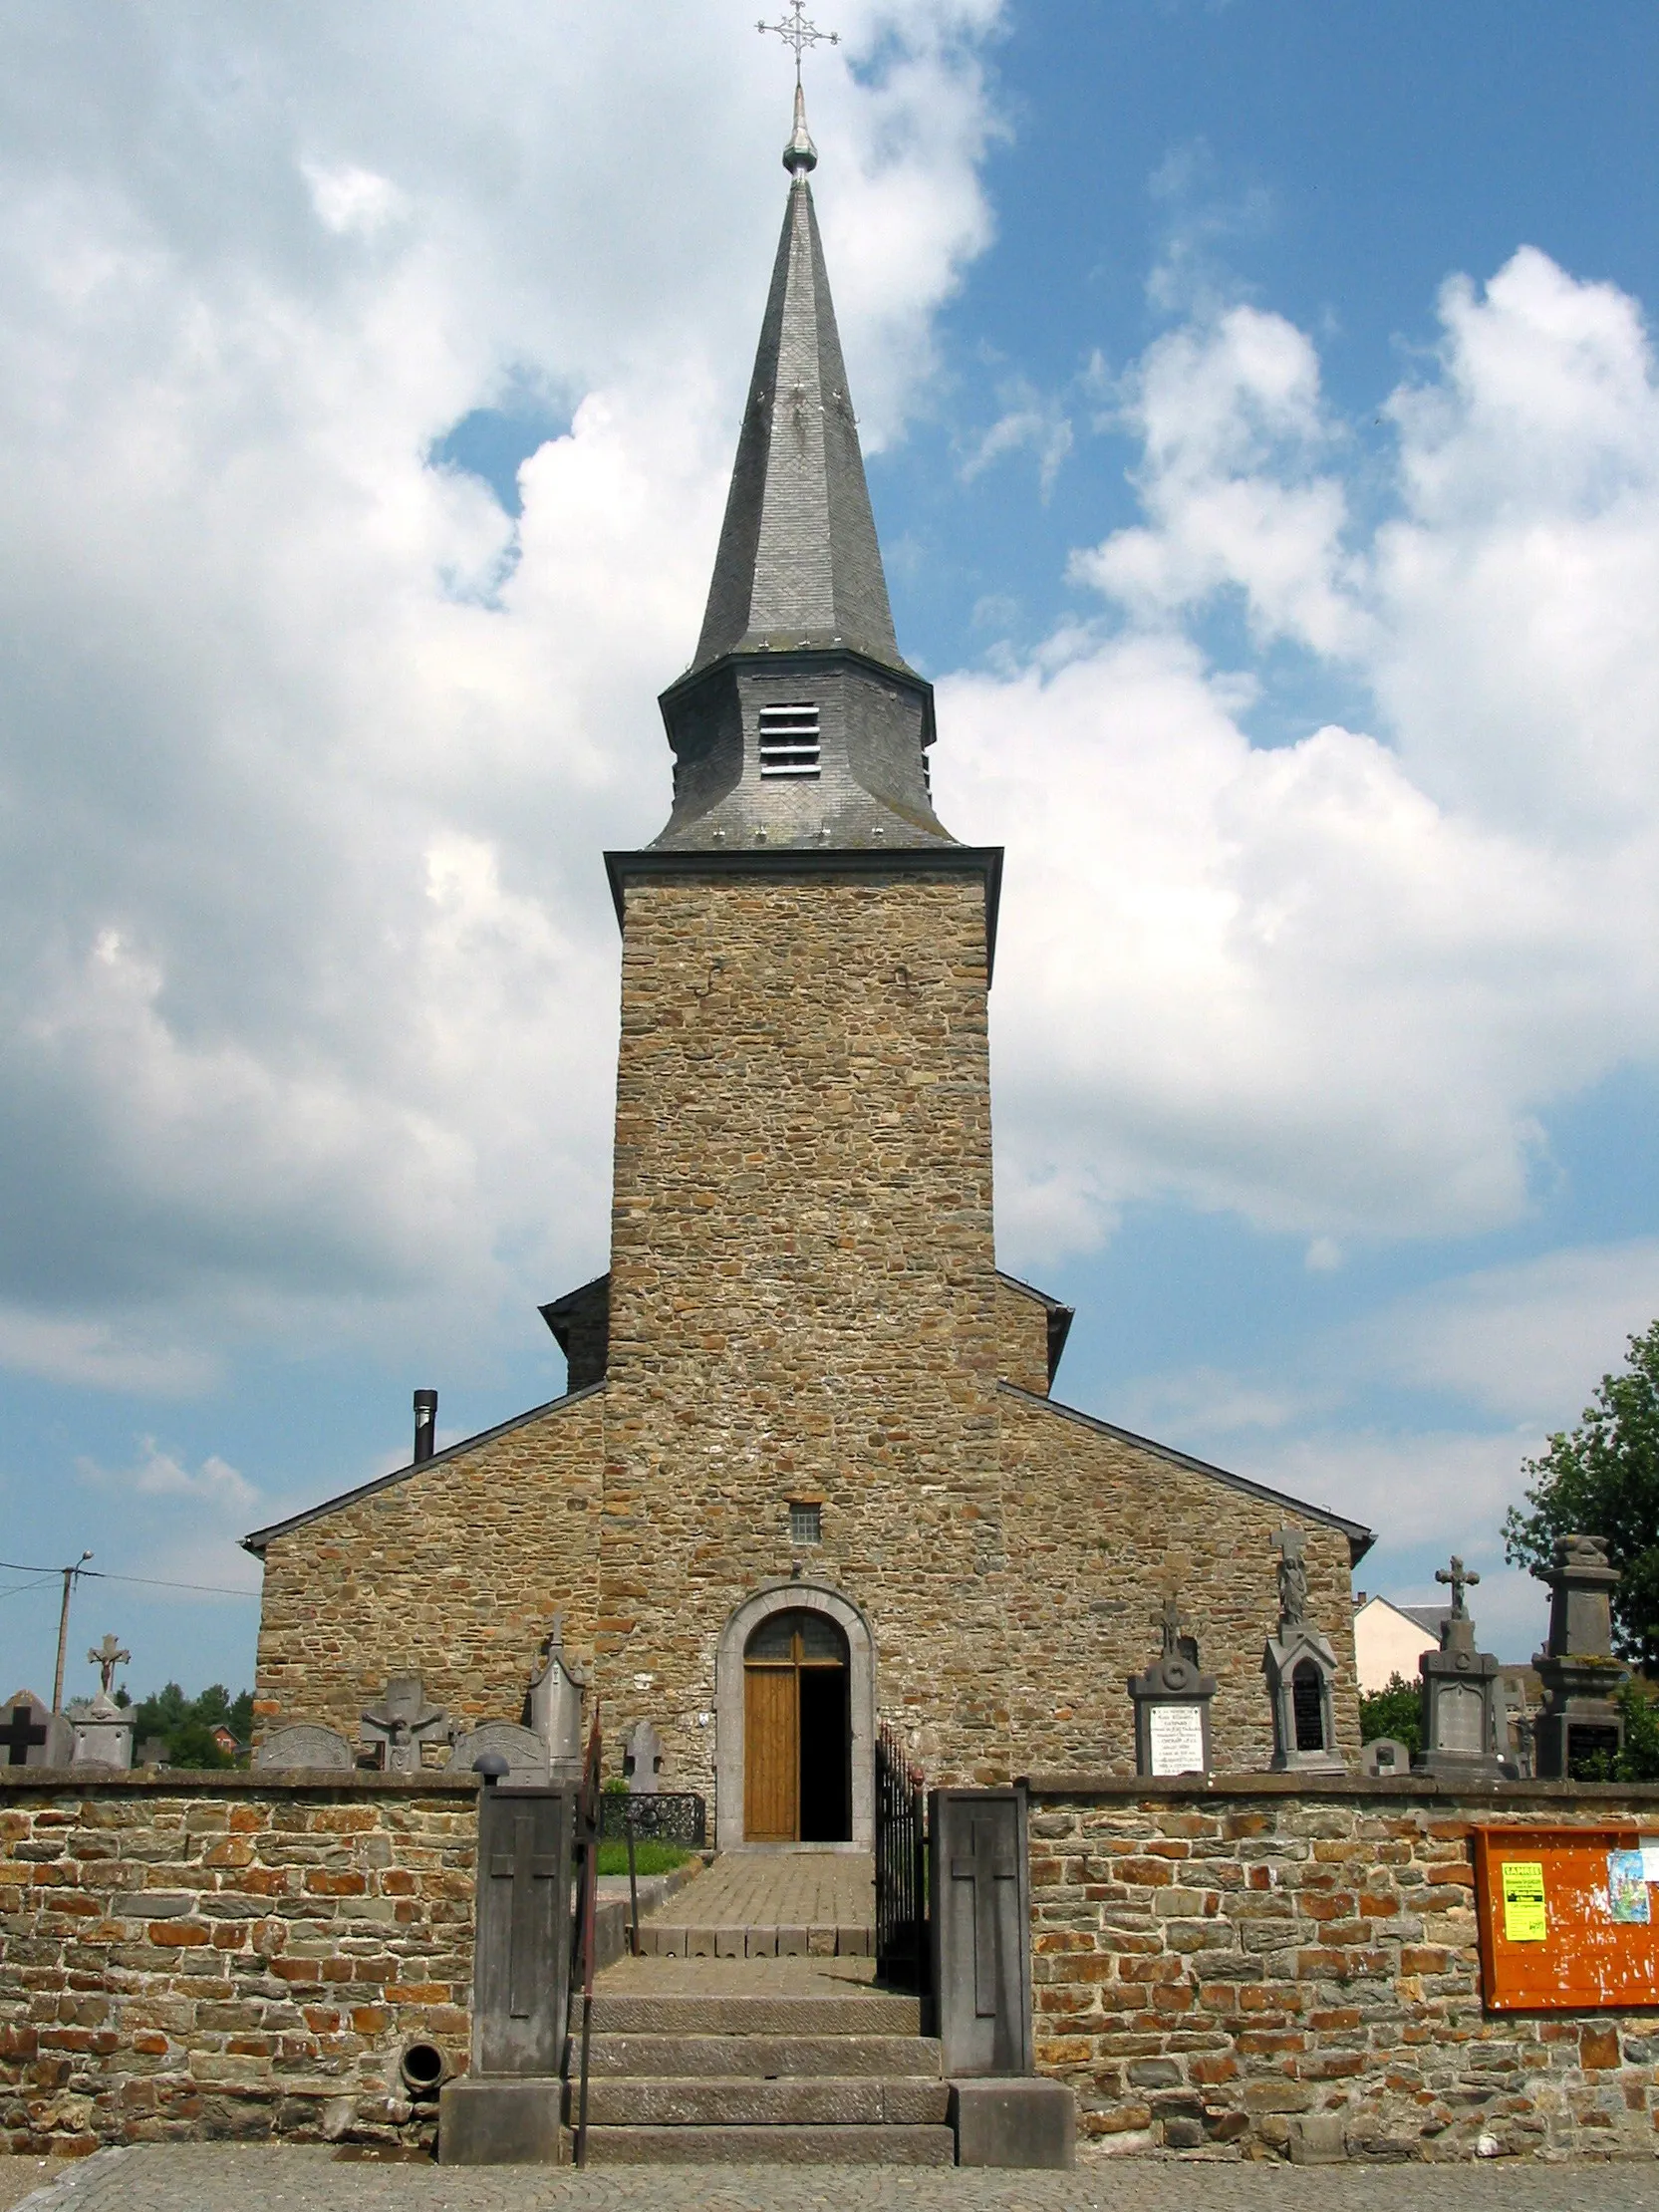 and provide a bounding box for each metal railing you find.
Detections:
[600,1791,707,1846]
[875,1718,928,1991]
